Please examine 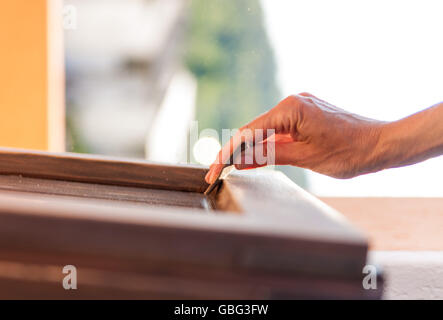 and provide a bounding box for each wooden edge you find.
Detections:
[219,170,370,277]
[0,148,371,279]
[0,190,366,279]
[0,147,209,192]
[0,259,381,299]
[223,170,368,244]
[0,175,210,210]
[209,181,243,213]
